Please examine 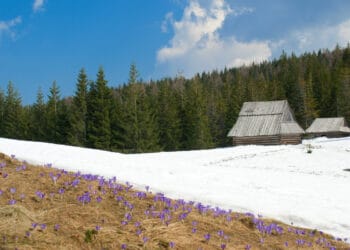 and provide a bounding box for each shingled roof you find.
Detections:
[227,100,304,137]
[306,117,350,134]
